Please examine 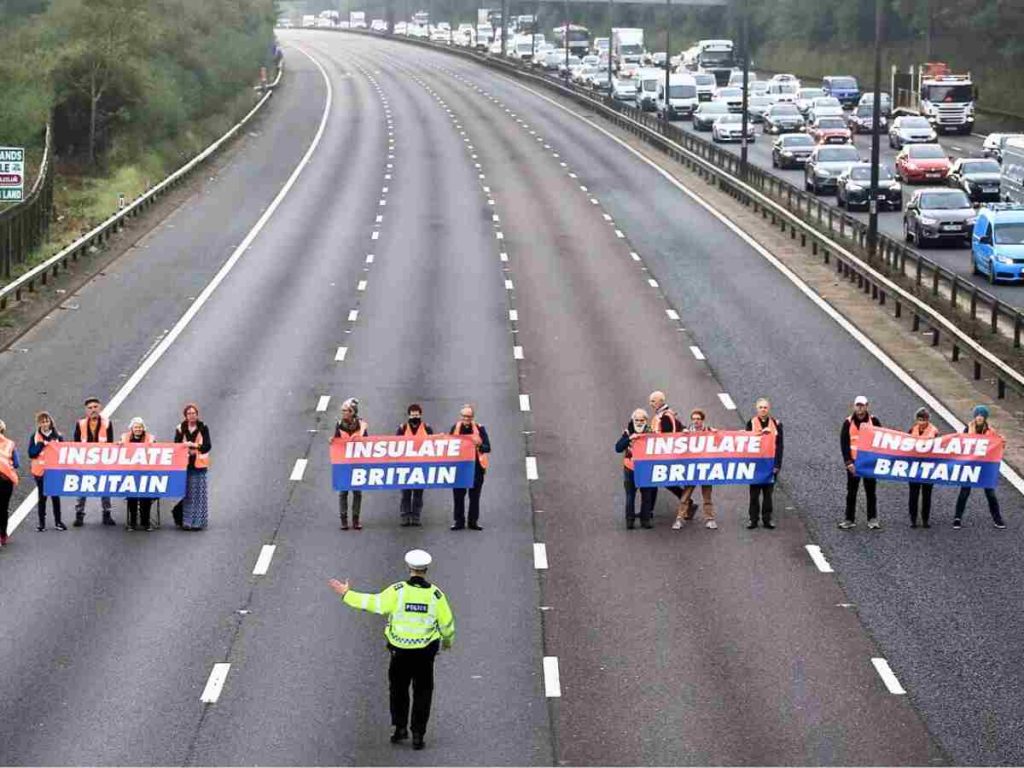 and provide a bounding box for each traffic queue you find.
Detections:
[616,391,1006,532]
